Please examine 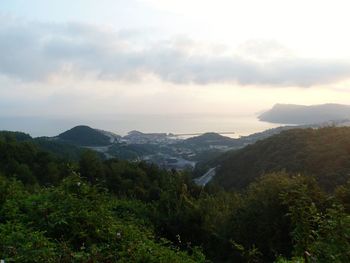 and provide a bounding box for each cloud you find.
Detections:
[1,16,350,87]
